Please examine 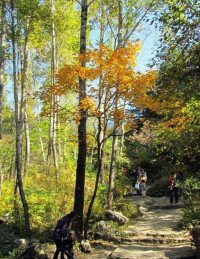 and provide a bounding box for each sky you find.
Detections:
[90,22,160,73]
